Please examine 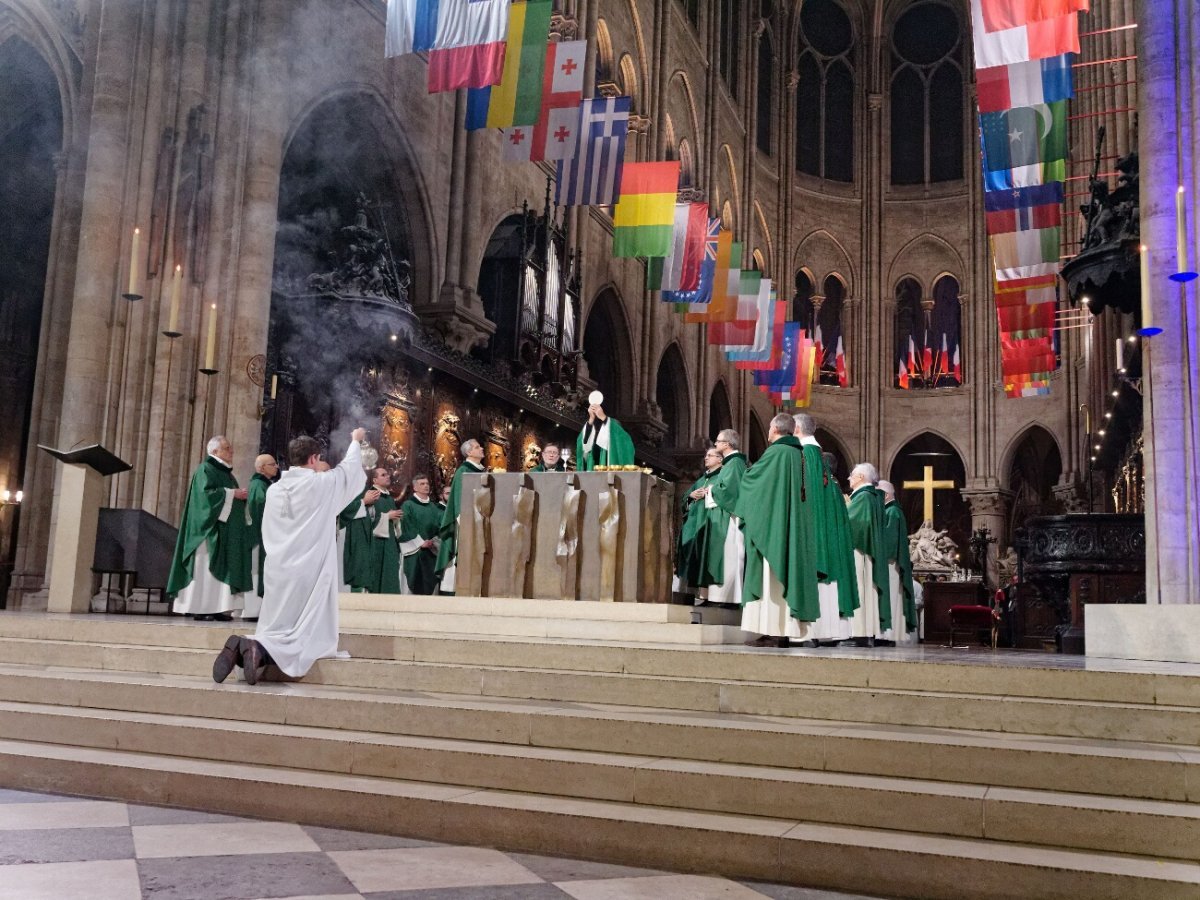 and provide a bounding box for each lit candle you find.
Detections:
[270,374,278,400]
[1115,337,1124,371]
[127,227,140,296]
[1173,186,1198,282]
[205,303,217,369]
[1138,245,1163,336]
[167,264,182,334]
